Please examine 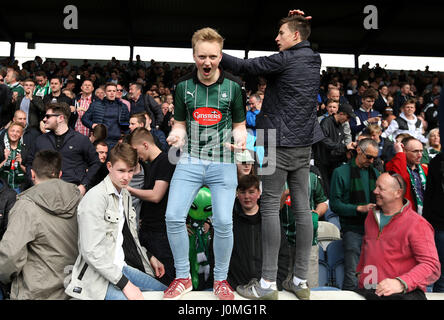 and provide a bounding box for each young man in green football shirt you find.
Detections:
[163,27,247,300]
